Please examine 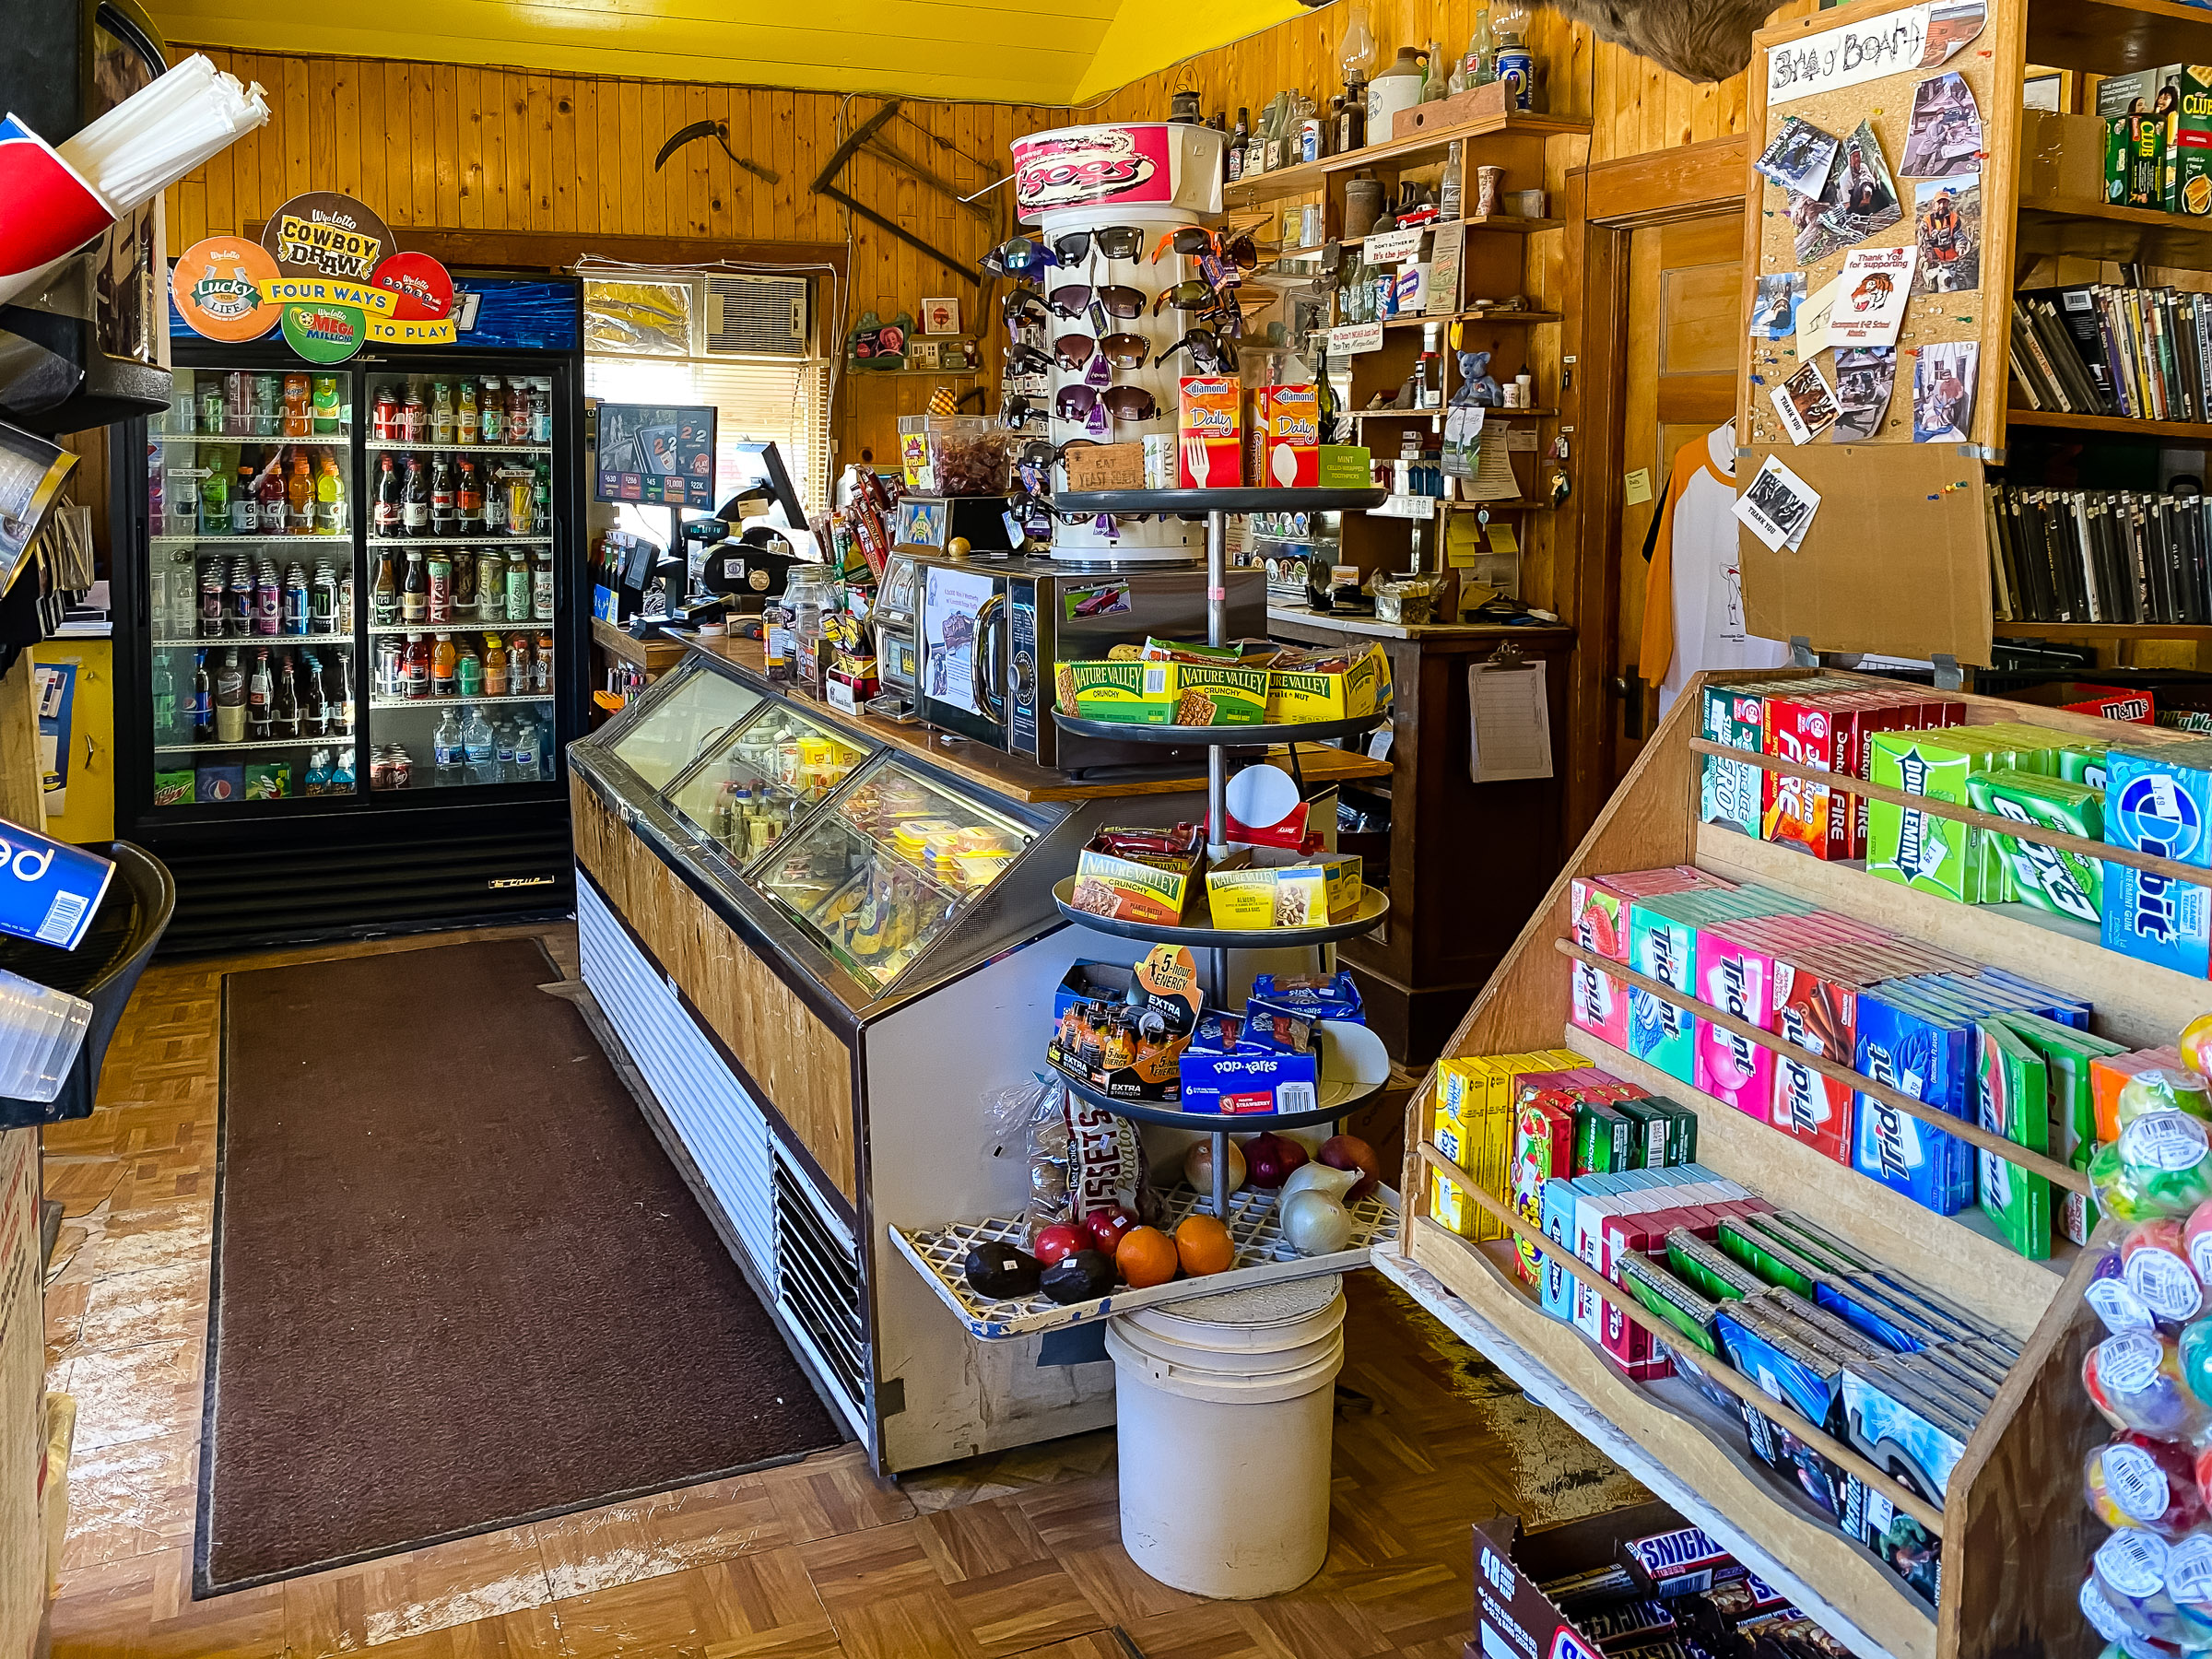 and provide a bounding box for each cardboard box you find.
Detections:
[1054,659,1176,724]
[1249,382,1319,488]
[2183,65,2212,215]
[1178,1010,1320,1114]
[1068,825,1203,926]
[1063,441,1146,491]
[1317,444,1372,489]
[1266,642,1393,723]
[2019,111,2122,204]
[1473,1503,1701,1659]
[1171,663,1269,727]
[1205,850,1359,927]
[1178,376,1241,488]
